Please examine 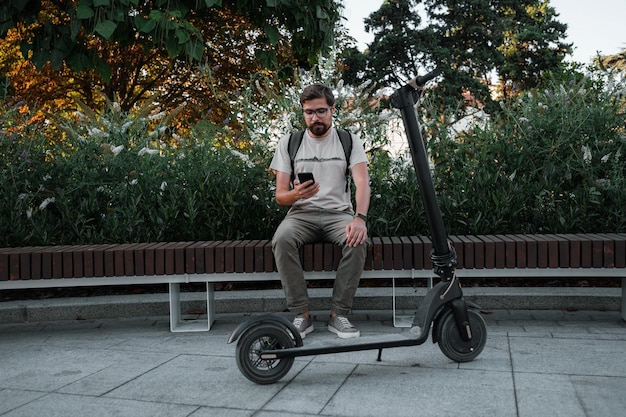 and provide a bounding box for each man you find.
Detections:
[270,84,371,339]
